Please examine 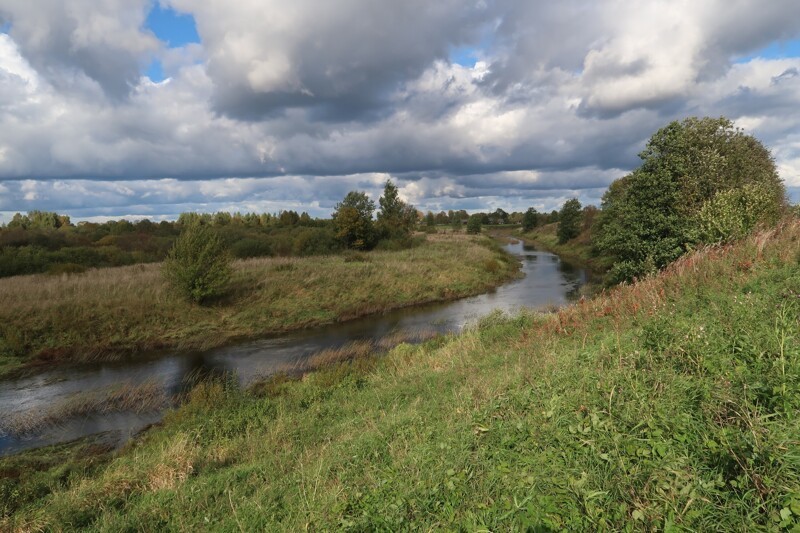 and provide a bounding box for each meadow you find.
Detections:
[0,234,518,378]
[3,218,798,530]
